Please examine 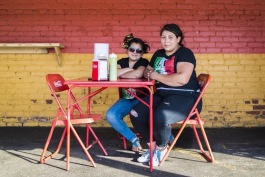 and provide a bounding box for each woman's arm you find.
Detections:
[149,62,194,87]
